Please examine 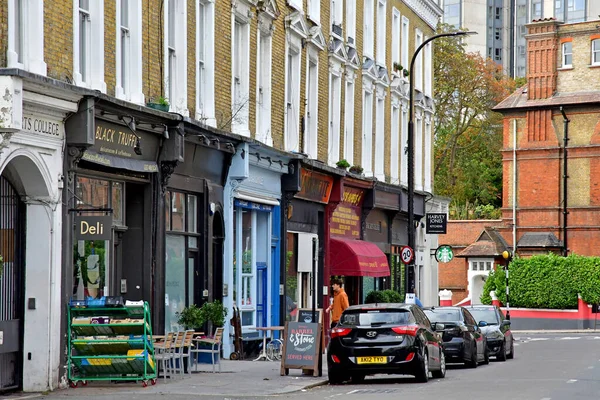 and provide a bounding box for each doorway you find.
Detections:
[212,211,224,303]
